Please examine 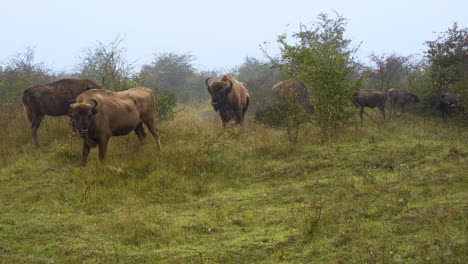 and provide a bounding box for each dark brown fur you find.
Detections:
[352,90,387,121]
[434,91,466,120]
[387,88,419,118]
[69,87,162,166]
[22,78,102,147]
[206,73,250,127]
